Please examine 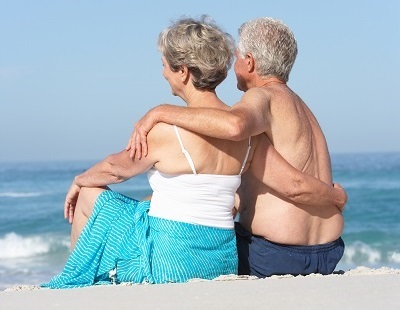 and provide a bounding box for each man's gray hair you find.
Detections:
[237,17,298,82]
